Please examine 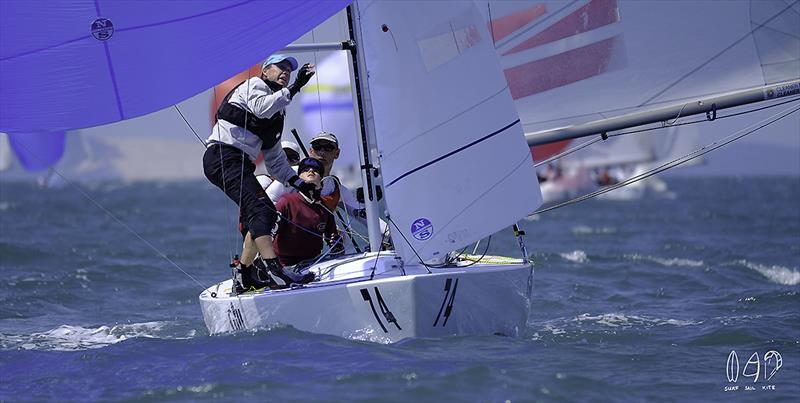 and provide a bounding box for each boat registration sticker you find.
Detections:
[411,218,433,241]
